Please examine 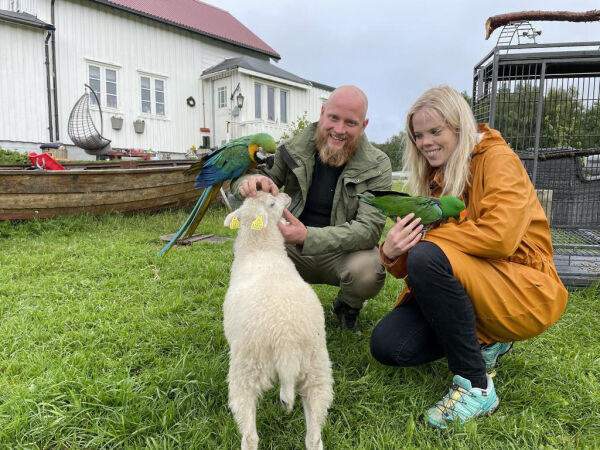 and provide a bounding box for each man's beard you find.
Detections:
[316,123,362,167]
